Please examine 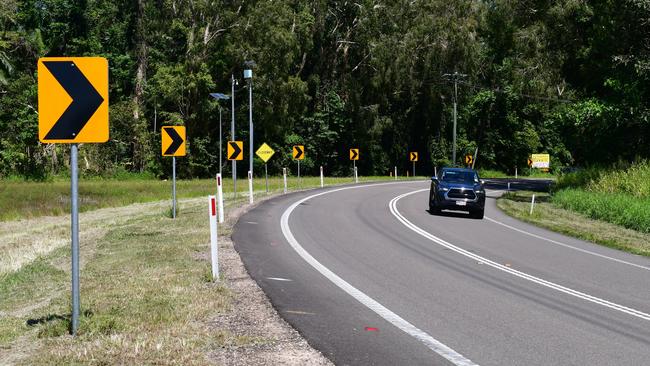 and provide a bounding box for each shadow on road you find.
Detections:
[426,209,480,220]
